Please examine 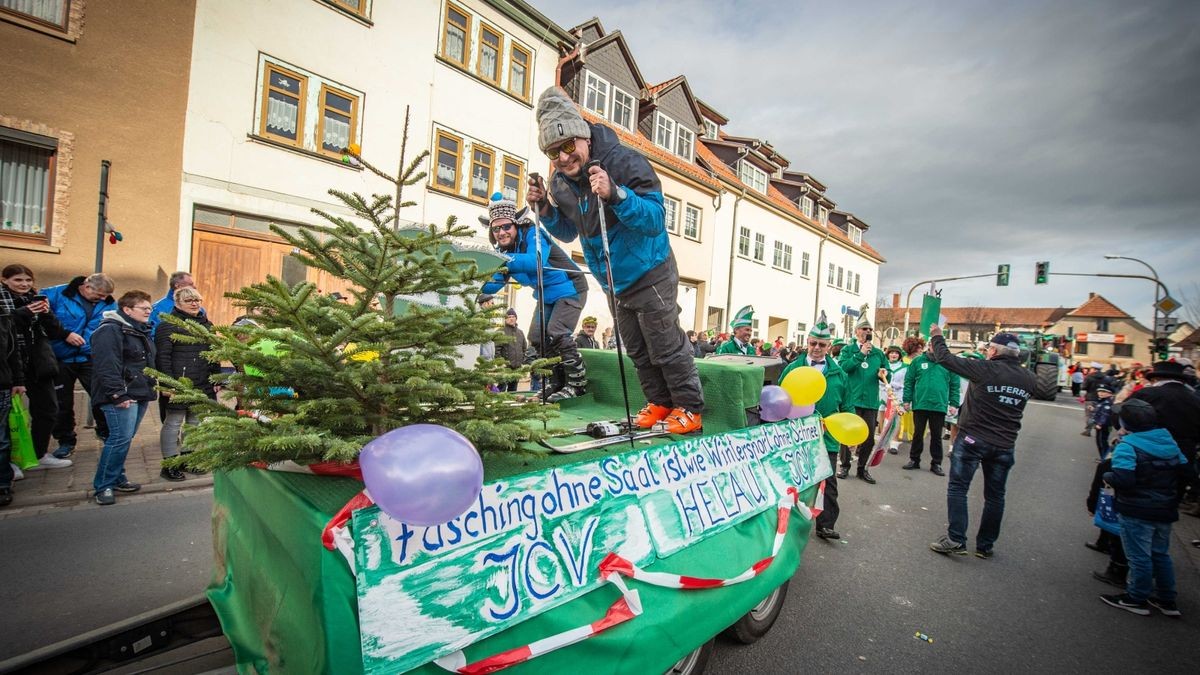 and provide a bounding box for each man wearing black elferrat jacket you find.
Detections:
[926,325,1037,558]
